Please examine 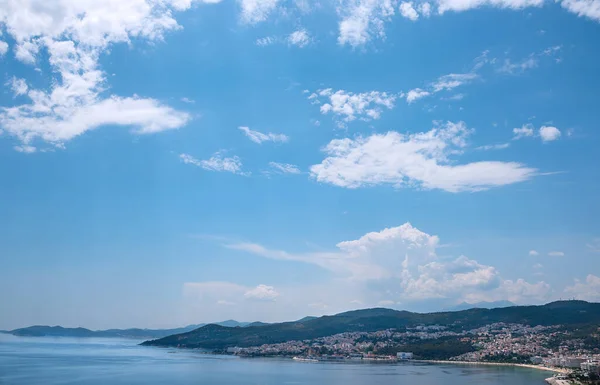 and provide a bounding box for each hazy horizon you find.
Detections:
[1,0,600,331]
